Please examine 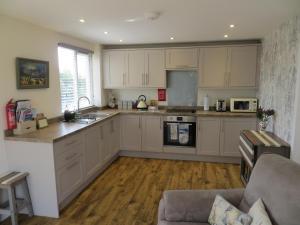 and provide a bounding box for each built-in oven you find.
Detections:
[163,116,196,147]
